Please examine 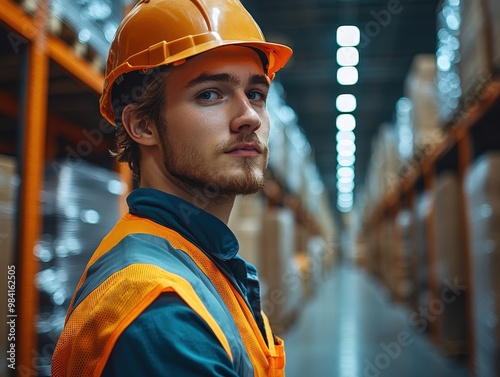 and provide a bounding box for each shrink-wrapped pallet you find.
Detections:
[0,155,16,377]
[380,219,395,295]
[285,124,310,196]
[48,0,127,60]
[435,172,466,284]
[434,171,467,356]
[366,124,400,203]
[267,82,289,181]
[365,227,381,278]
[436,0,462,125]
[295,233,328,300]
[395,209,417,303]
[307,235,328,288]
[415,193,432,317]
[465,153,500,377]
[459,0,492,104]
[36,160,123,376]
[316,190,338,271]
[228,194,265,270]
[485,0,500,74]
[405,55,443,152]
[259,207,301,331]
